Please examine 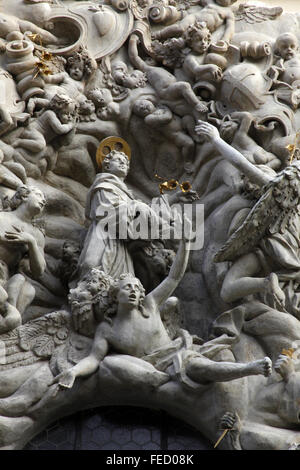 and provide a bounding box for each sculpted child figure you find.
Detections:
[12,94,77,177]
[132,99,195,173]
[273,32,300,86]
[55,217,272,391]
[128,33,208,115]
[268,33,300,110]
[153,21,223,82]
[152,0,237,45]
[219,112,282,170]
